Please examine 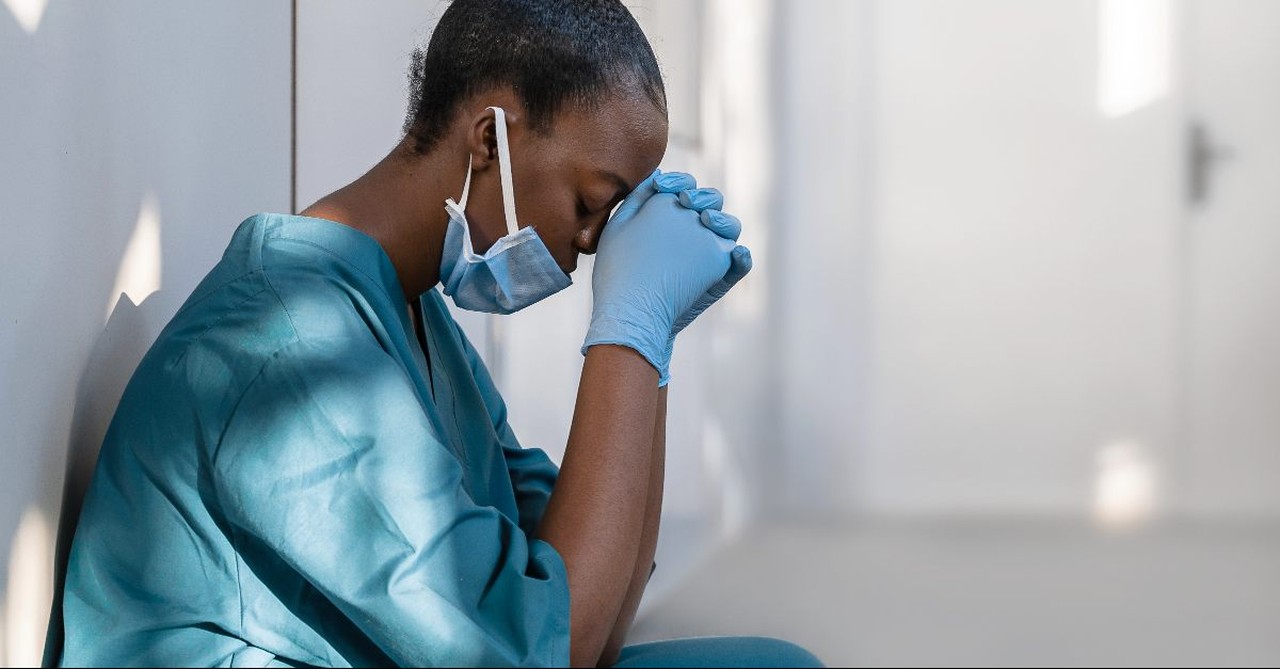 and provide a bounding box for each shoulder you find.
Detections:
[150,214,412,435]
[213,334,431,466]
[164,212,401,363]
